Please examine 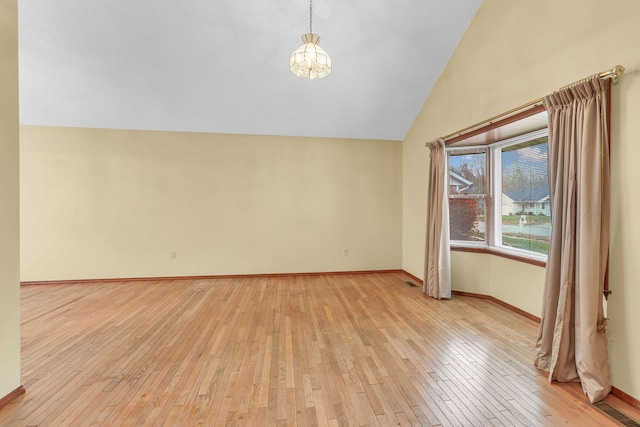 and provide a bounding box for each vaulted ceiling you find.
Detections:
[18,0,482,141]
